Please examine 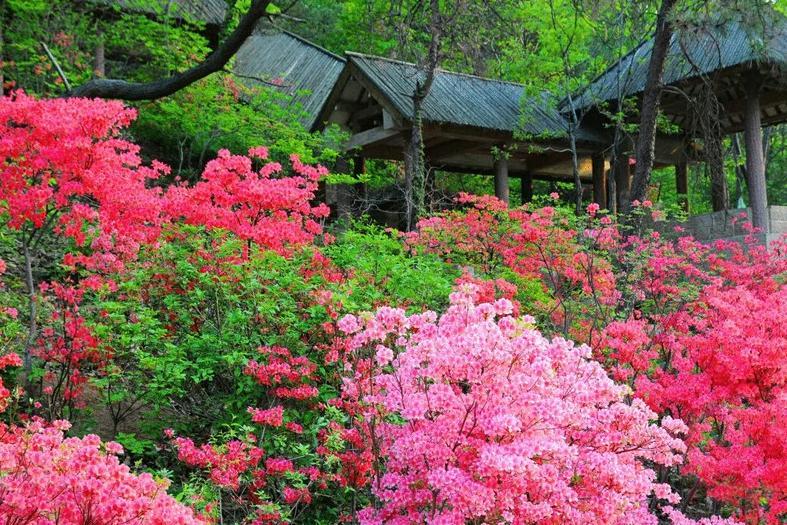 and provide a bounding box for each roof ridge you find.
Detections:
[345,51,526,88]
[280,29,346,63]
